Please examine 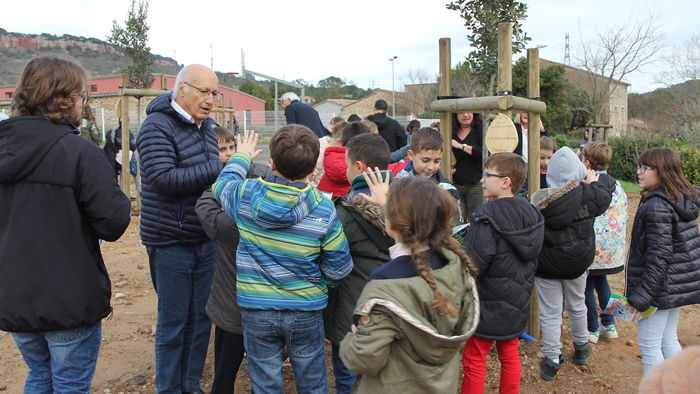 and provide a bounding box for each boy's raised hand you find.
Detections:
[583,168,599,184]
[358,167,390,206]
[236,130,263,161]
